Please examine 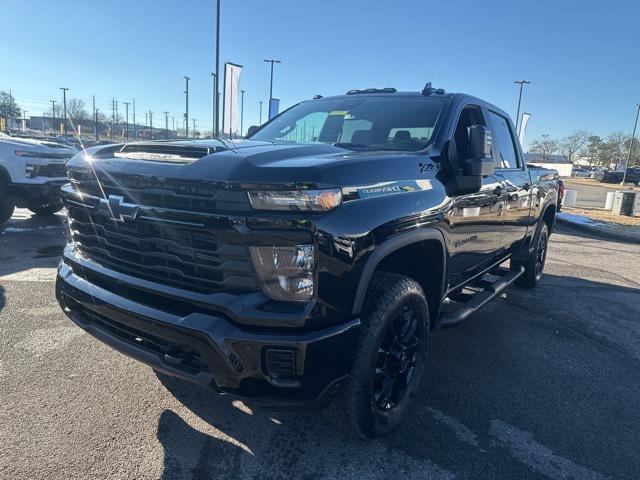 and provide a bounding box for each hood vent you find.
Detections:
[114,143,226,163]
